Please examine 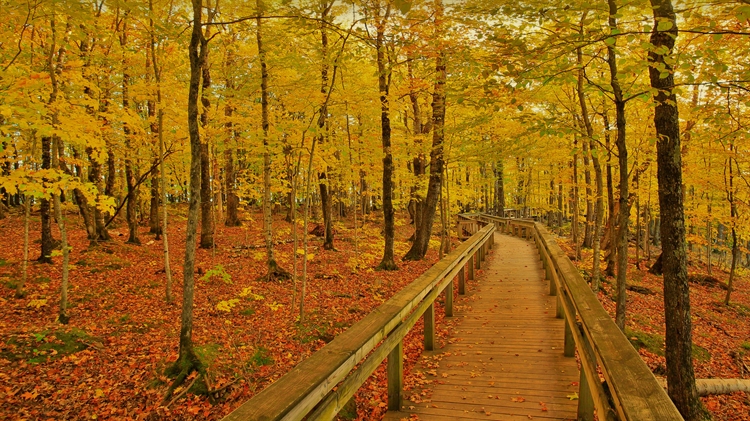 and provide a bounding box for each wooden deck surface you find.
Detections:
[385,233,580,421]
